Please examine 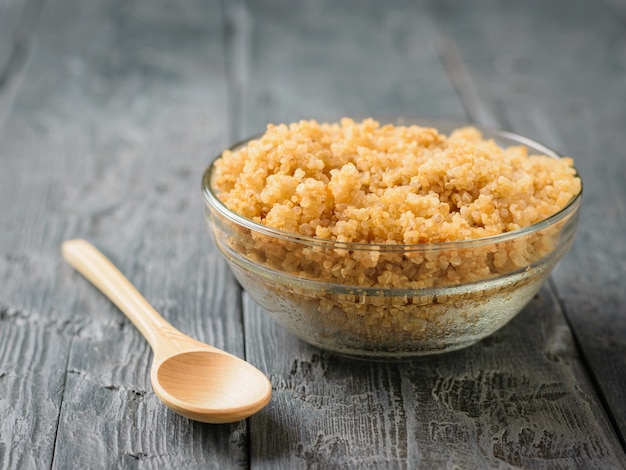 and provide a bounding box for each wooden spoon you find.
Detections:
[62,239,272,424]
